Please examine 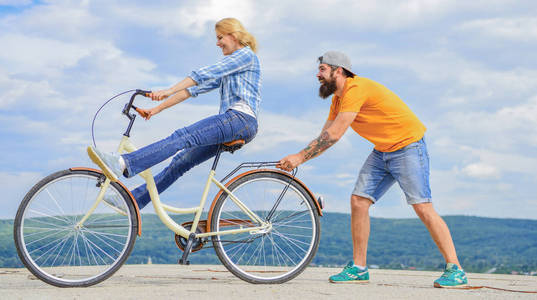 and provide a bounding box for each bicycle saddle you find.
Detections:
[222,139,245,153]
